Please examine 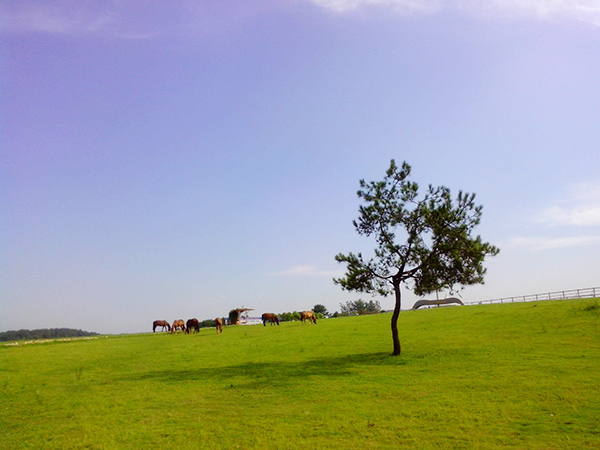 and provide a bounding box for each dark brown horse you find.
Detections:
[171,319,186,333]
[301,311,317,324]
[261,313,280,326]
[153,320,171,332]
[215,317,223,334]
[186,318,200,334]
